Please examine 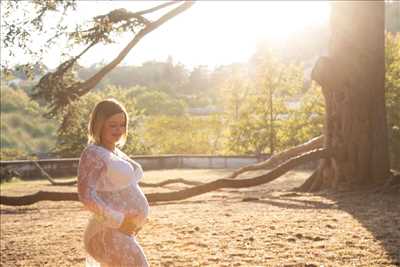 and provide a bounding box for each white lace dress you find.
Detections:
[77,144,149,267]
